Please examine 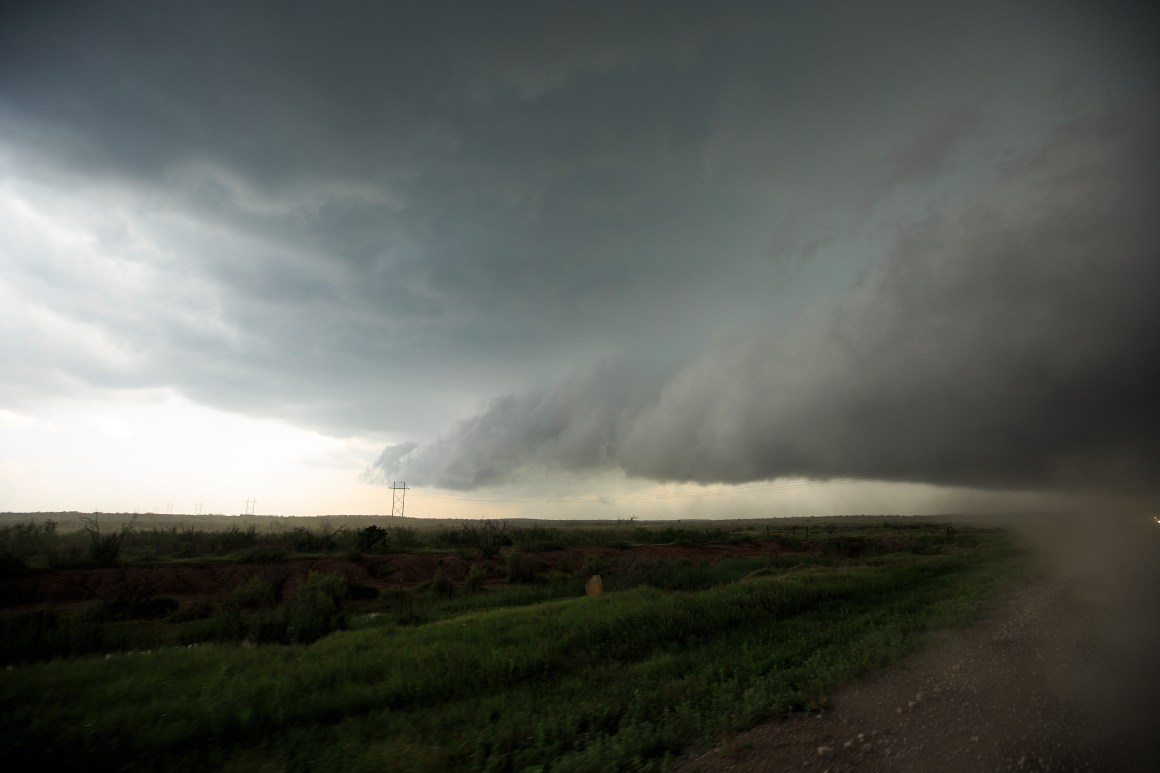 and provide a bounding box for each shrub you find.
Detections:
[249,608,290,644]
[219,525,260,550]
[230,576,285,609]
[98,569,177,621]
[390,526,420,550]
[174,617,219,645]
[0,609,105,664]
[169,597,215,623]
[603,557,709,593]
[104,594,179,622]
[471,520,512,559]
[427,567,458,598]
[509,525,565,552]
[464,564,487,594]
[0,520,58,572]
[382,587,428,625]
[545,570,582,596]
[214,602,247,642]
[346,580,380,601]
[81,514,137,566]
[431,526,471,549]
[286,572,349,644]
[0,552,29,577]
[239,545,288,563]
[355,525,390,552]
[505,551,539,584]
[45,544,89,569]
[581,553,604,578]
